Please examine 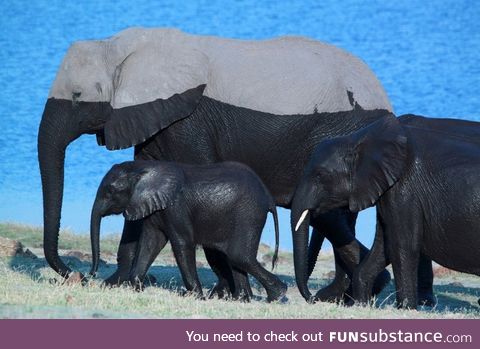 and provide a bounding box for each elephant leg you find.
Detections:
[332,239,391,302]
[390,247,420,309]
[352,219,389,304]
[170,240,203,298]
[311,209,391,303]
[104,219,143,287]
[204,247,235,300]
[231,268,253,301]
[204,248,253,301]
[417,254,436,306]
[386,211,421,309]
[309,209,353,302]
[129,218,169,290]
[229,251,287,303]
